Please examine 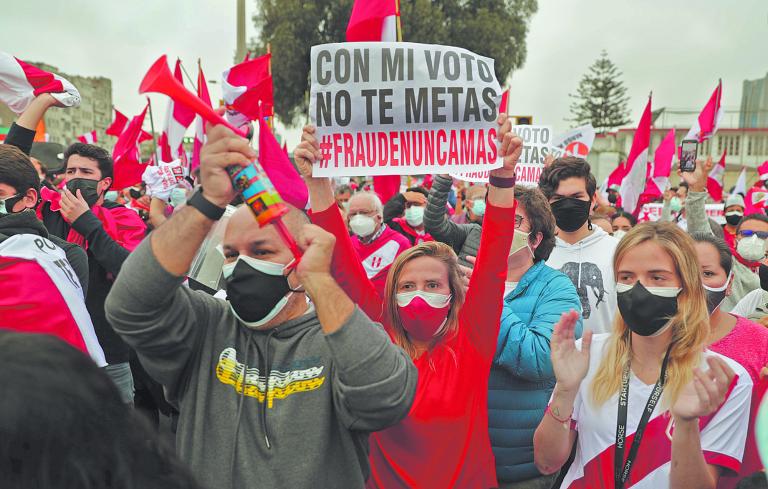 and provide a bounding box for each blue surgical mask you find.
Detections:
[104,191,119,202]
[169,187,187,207]
[0,193,22,215]
[471,199,486,217]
